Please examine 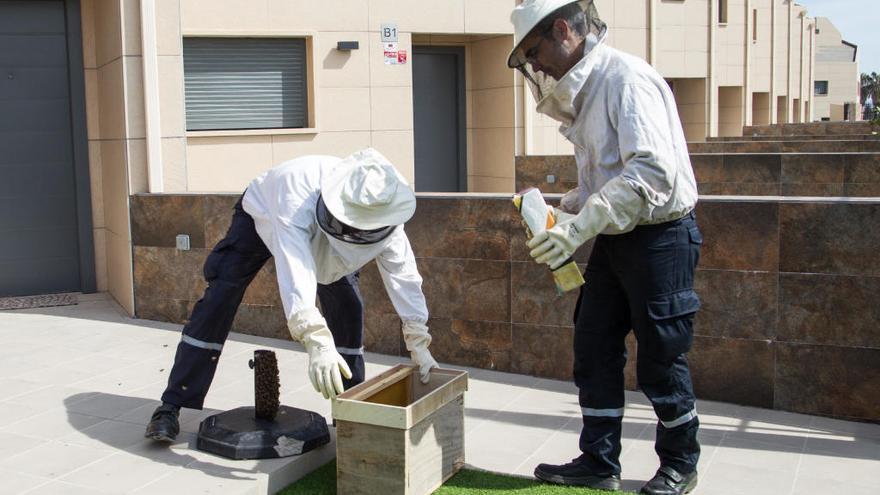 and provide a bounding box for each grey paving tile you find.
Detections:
[792,472,876,495]
[54,355,139,376]
[14,367,96,388]
[0,432,48,462]
[0,403,46,430]
[58,419,148,451]
[0,378,51,401]
[803,432,880,462]
[0,441,114,479]
[0,467,52,494]
[18,480,124,495]
[3,410,106,442]
[796,448,879,485]
[698,460,798,495]
[711,434,804,471]
[810,415,880,441]
[59,450,184,493]
[129,467,255,495]
[0,386,97,412]
[64,393,155,420]
[110,399,163,426]
[619,436,665,483]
